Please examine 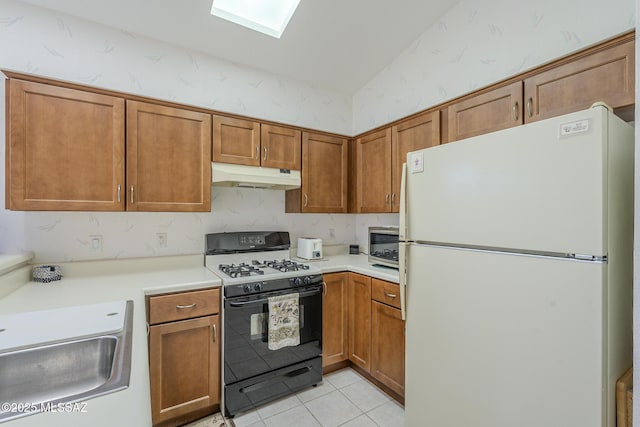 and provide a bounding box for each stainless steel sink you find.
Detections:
[0,300,134,423]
